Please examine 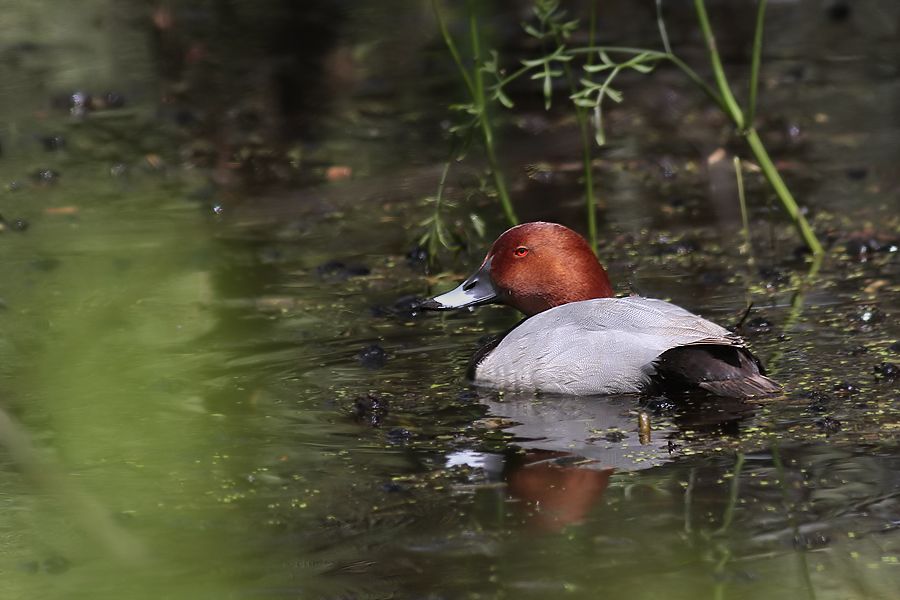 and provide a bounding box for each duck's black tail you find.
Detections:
[653,344,782,399]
